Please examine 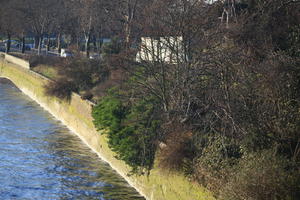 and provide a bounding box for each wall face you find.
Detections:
[0,59,214,200]
[136,37,185,64]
